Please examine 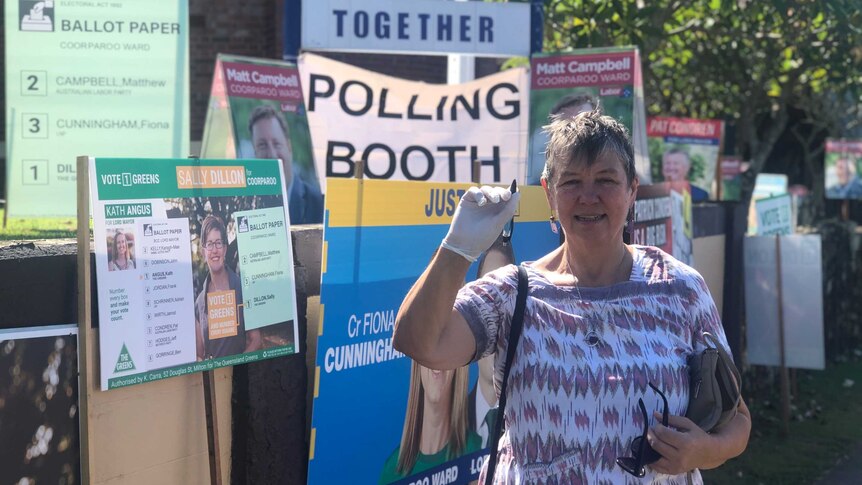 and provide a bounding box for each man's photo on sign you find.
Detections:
[233,100,324,224]
[825,154,862,199]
